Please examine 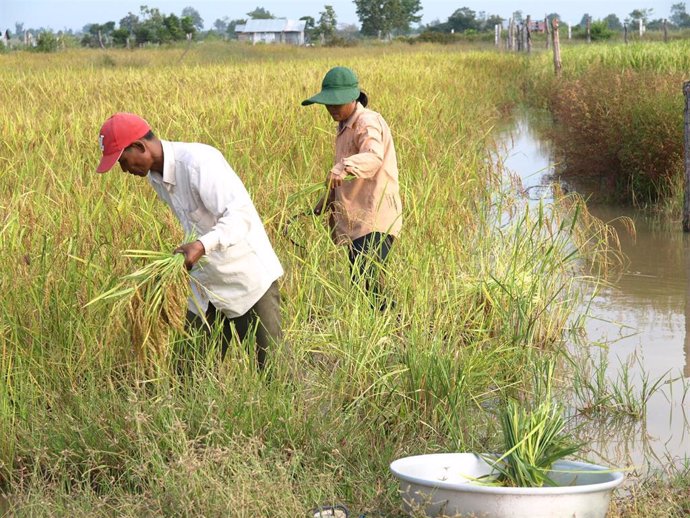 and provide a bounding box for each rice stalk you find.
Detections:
[486,362,581,487]
[87,250,189,367]
[490,398,580,487]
